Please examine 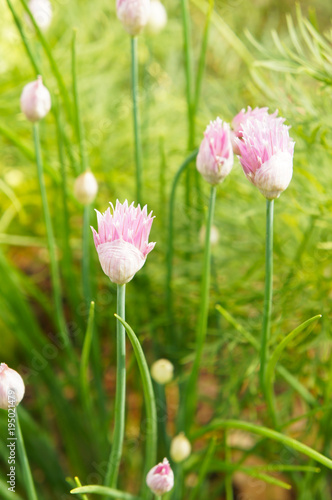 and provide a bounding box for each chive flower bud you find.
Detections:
[151,359,174,385]
[196,118,233,185]
[74,170,98,205]
[0,364,25,410]
[146,0,167,34]
[116,0,151,36]
[146,458,174,495]
[20,75,51,122]
[170,433,191,463]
